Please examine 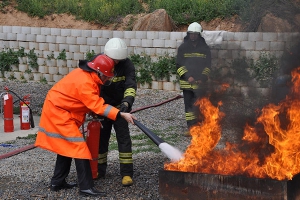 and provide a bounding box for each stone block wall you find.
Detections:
[0,25,299,92]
